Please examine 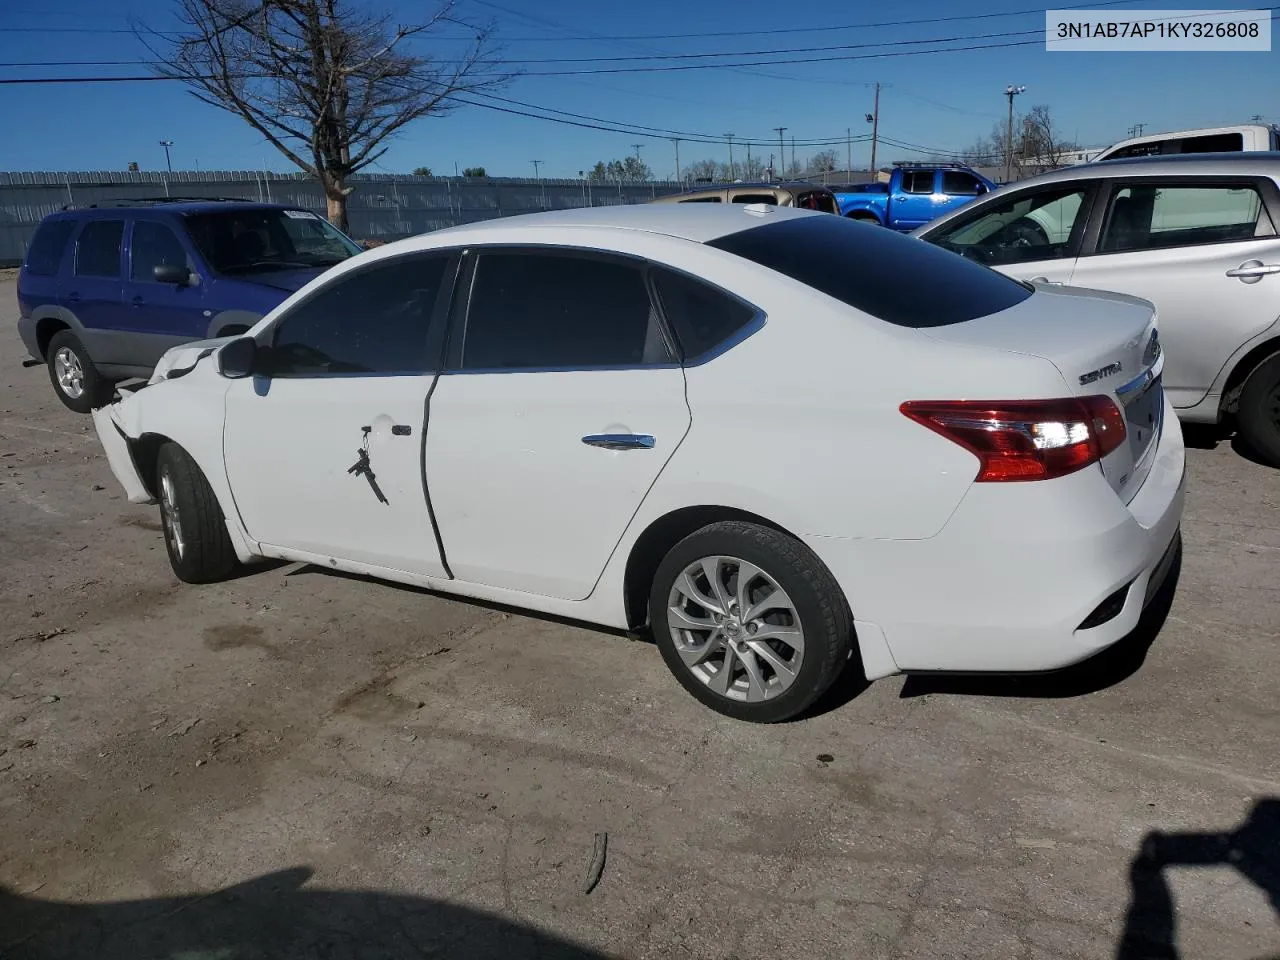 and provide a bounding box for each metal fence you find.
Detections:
[0,170,688,265]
